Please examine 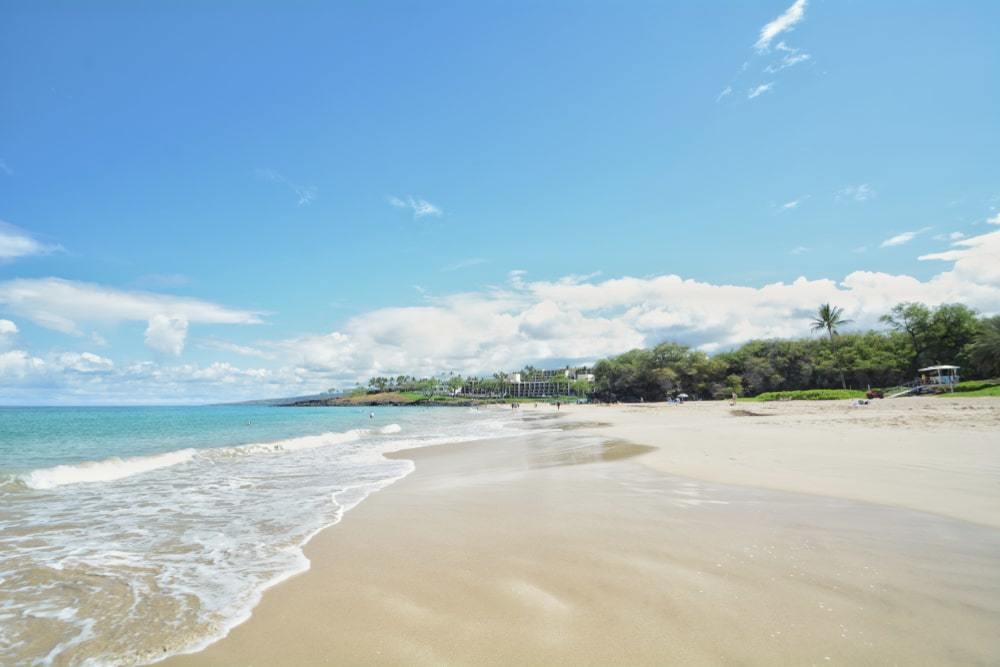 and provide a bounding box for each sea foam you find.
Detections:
[17,424,404,489]
[20,448,198,490]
